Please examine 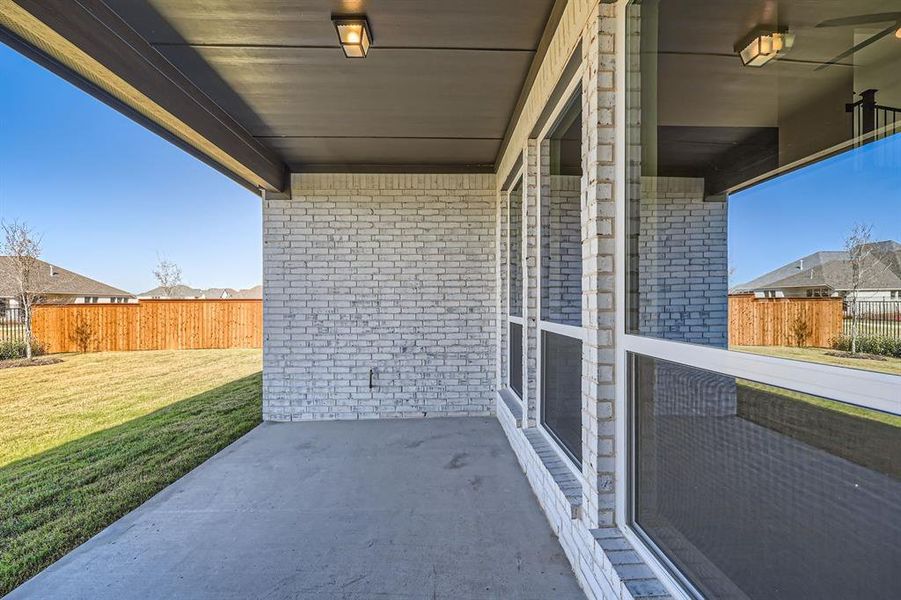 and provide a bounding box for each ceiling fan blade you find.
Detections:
[817,12,901,28]
[815,24,898,71]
